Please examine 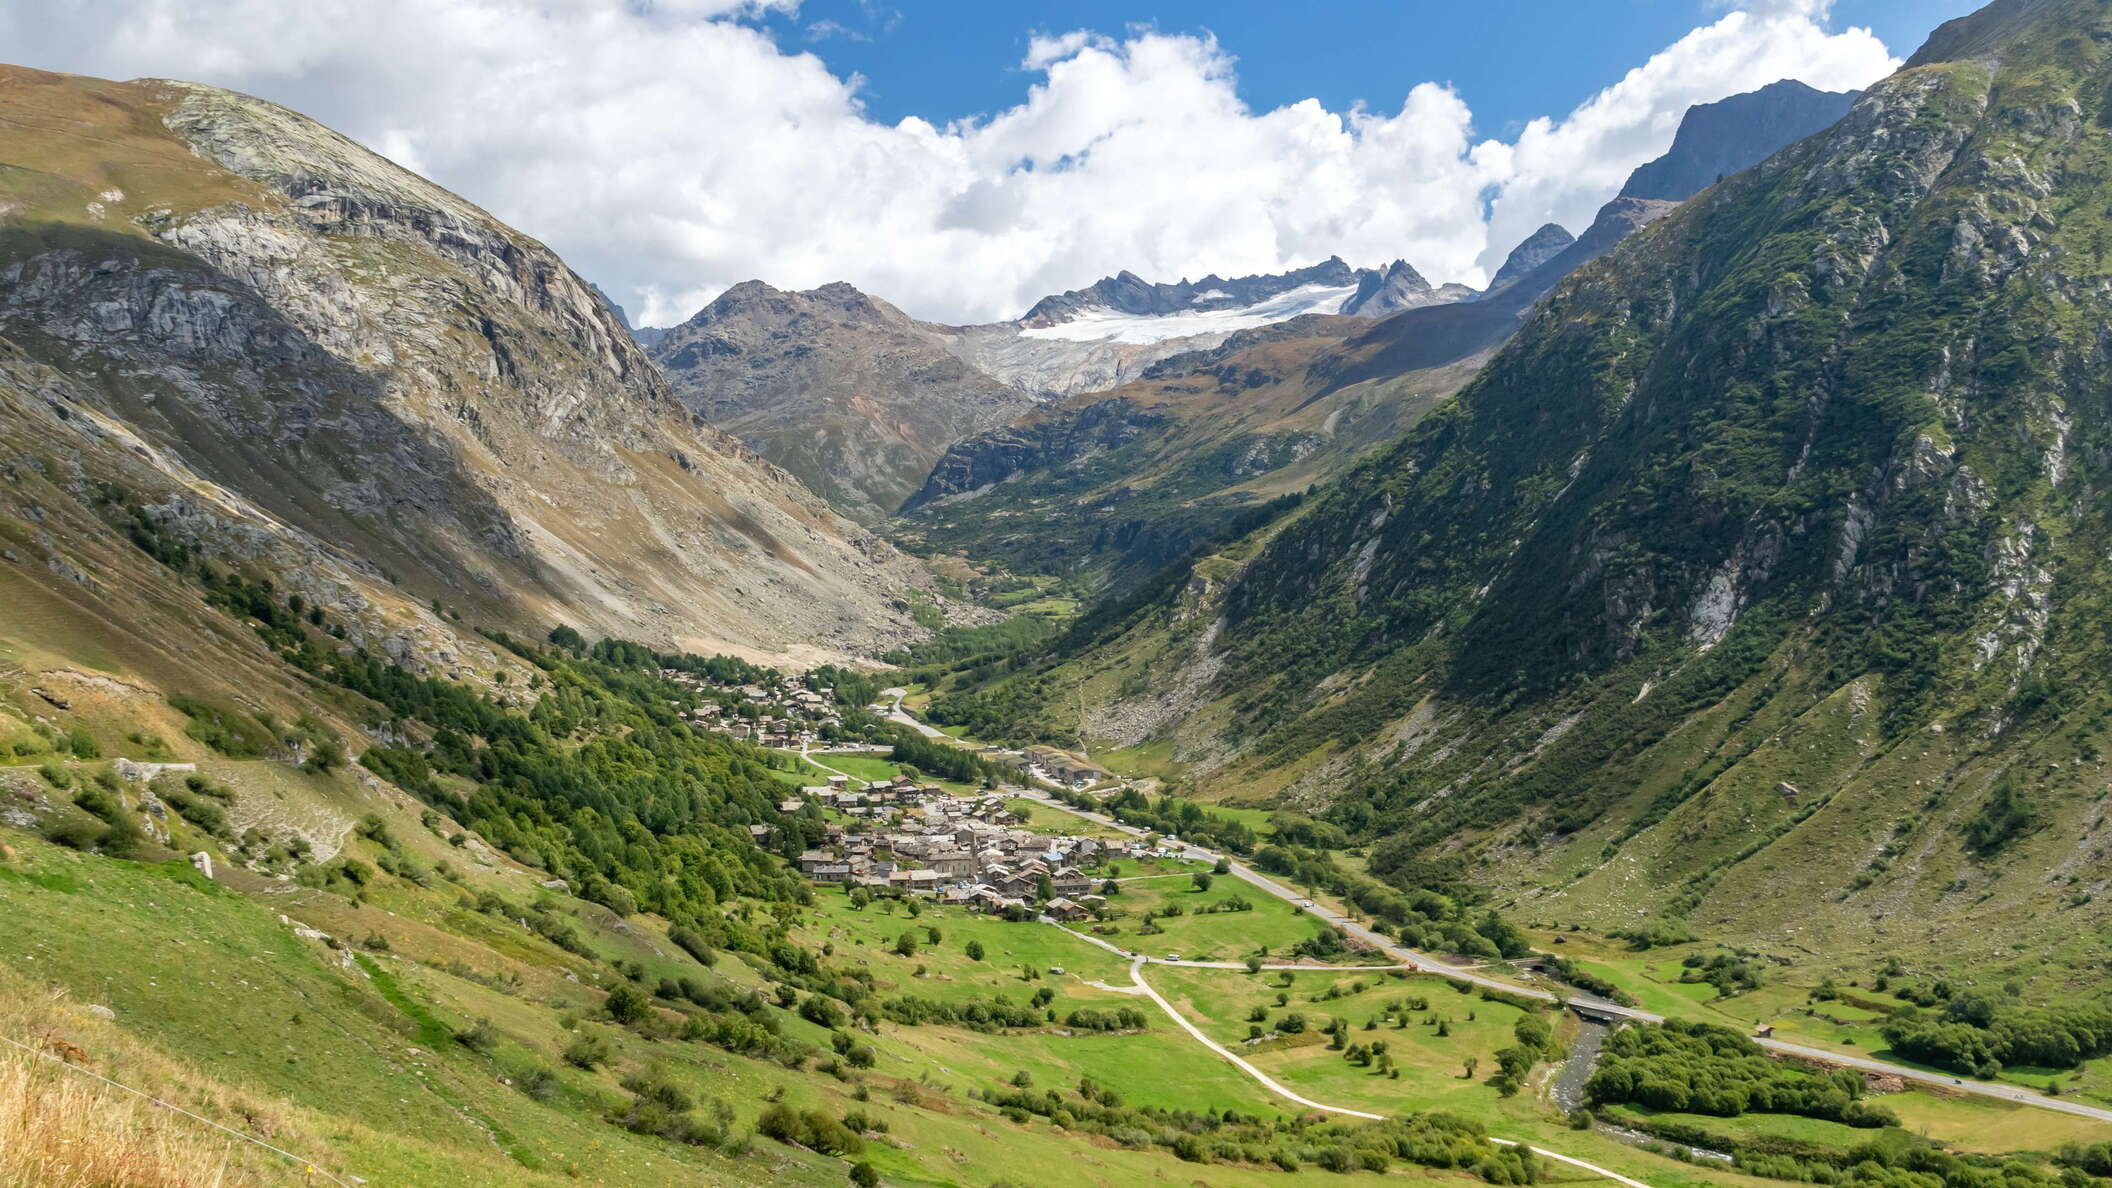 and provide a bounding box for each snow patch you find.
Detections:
[1020,282,1359,344]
